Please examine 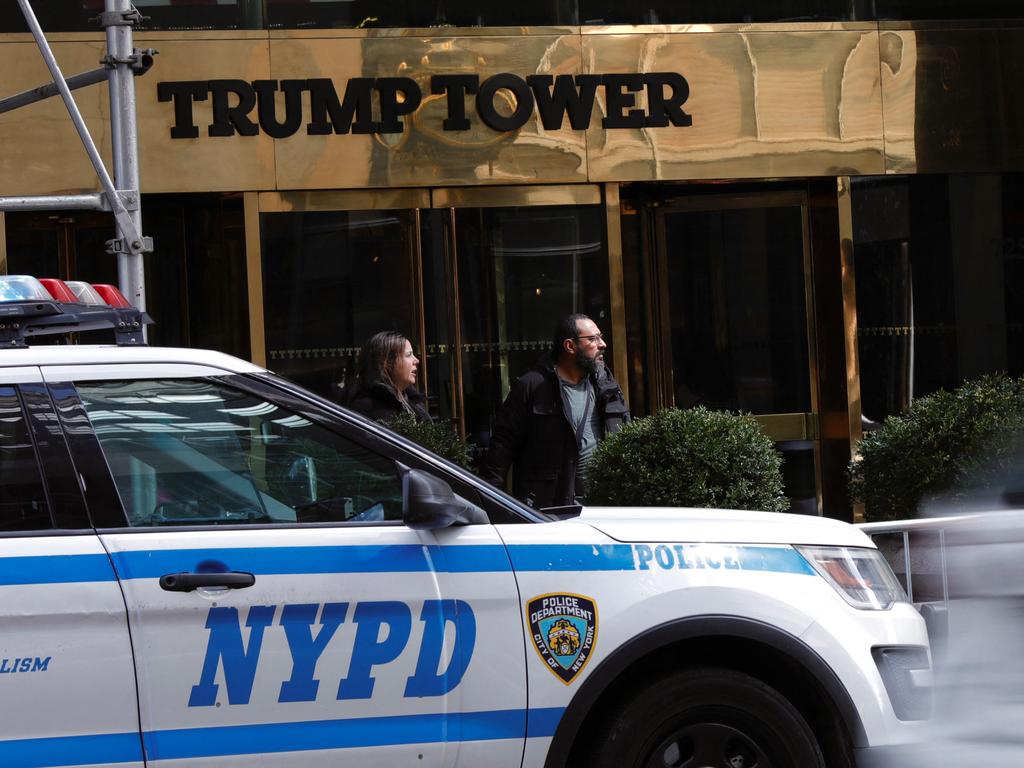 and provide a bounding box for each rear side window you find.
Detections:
[0,386,50,531]
[76,379,403,527]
